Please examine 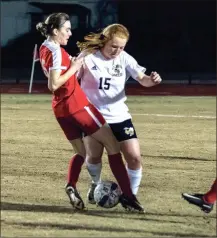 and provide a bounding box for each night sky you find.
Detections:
[118,0,216,72]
